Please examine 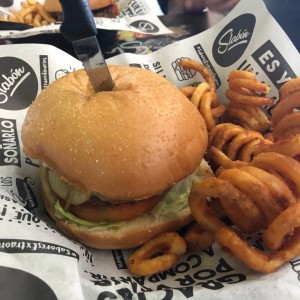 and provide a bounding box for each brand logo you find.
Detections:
[172,57,196,81]
[112,249,127,269]
[213,14,255,67]
[129,20,159,33]
[14,177,38,212]
[0,266,57,300]
[0,57,38,110]
[291,258,300,281]
[252,40,296,90]
[0,118,21,167]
